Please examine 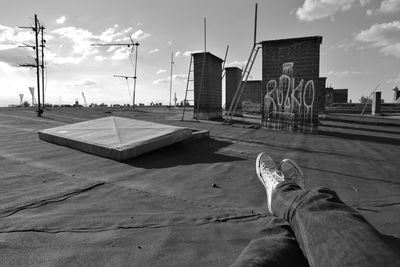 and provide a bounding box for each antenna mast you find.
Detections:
[169,52,174,107]
[204,17,207,52]
[18,14,43,116]
[114,75,135,109]
[34,15,41,115]
[91,38,139,109]
[40,24,46,108]
[132,39,139,110]
[254,3,258,45]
